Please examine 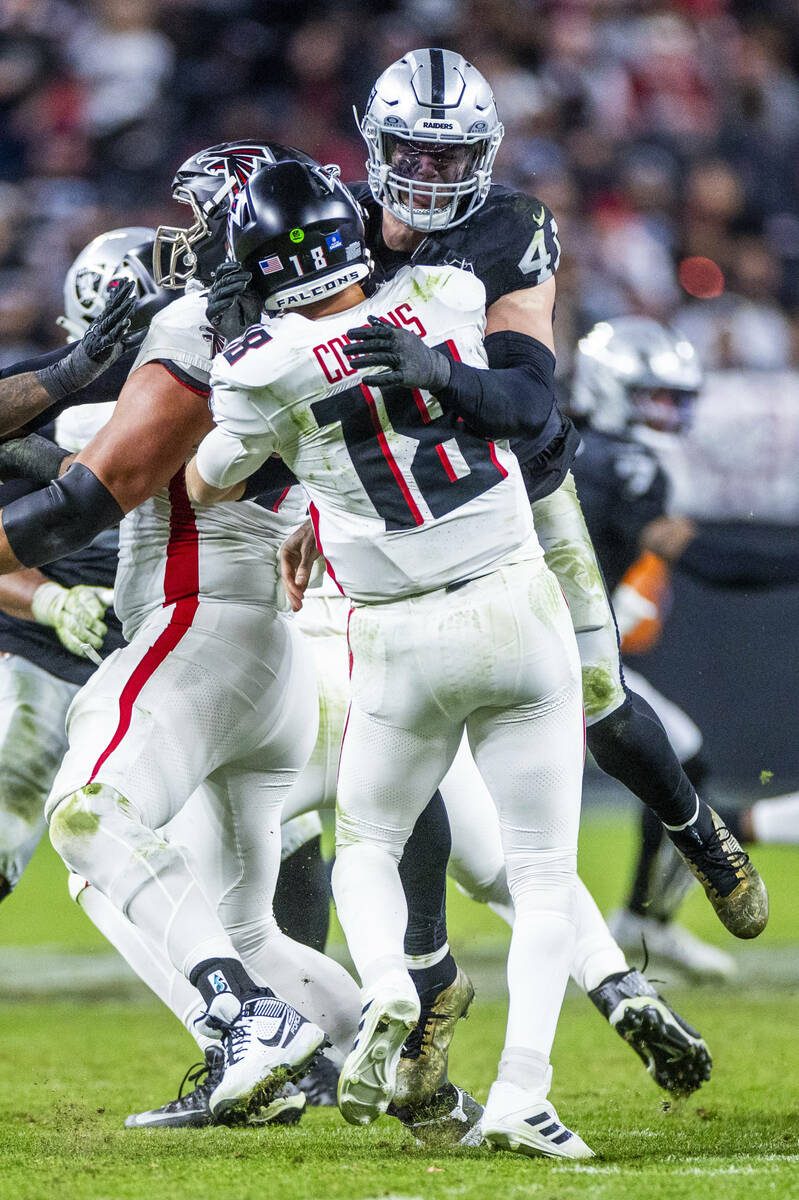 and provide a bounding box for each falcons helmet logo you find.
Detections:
[194,145,277,190]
